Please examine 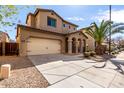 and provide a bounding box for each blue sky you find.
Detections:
[5,5,124,40]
